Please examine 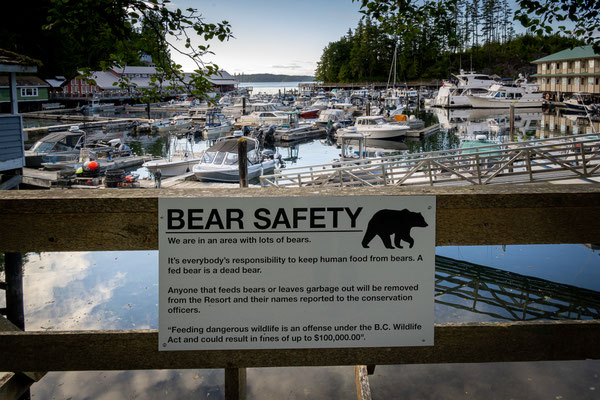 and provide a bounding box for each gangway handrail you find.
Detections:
[261,134,600,187]
[271,132,600,175]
